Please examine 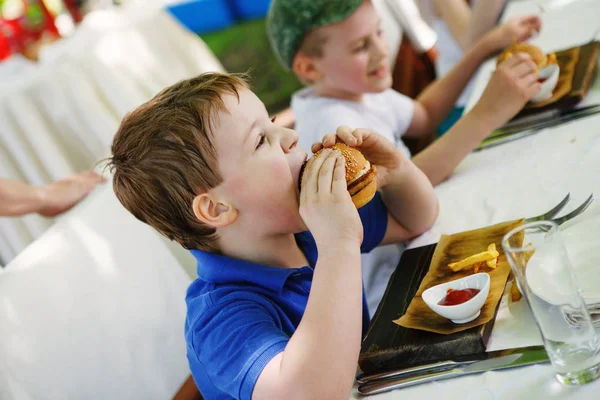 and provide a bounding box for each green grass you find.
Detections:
[201,19,304,114]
